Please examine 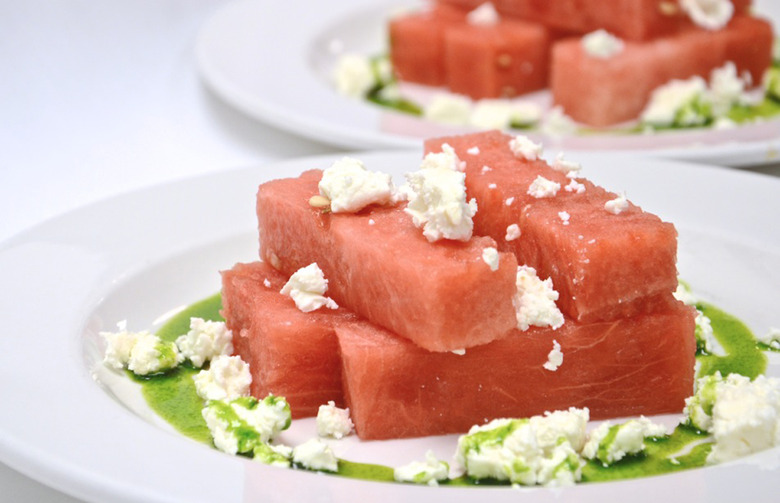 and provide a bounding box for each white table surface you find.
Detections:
[1,1,779,501]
